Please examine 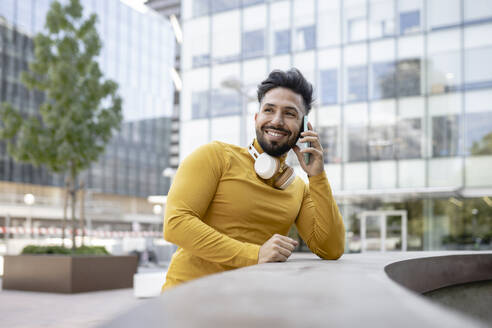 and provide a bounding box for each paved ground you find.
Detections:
[0,278,151,328]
